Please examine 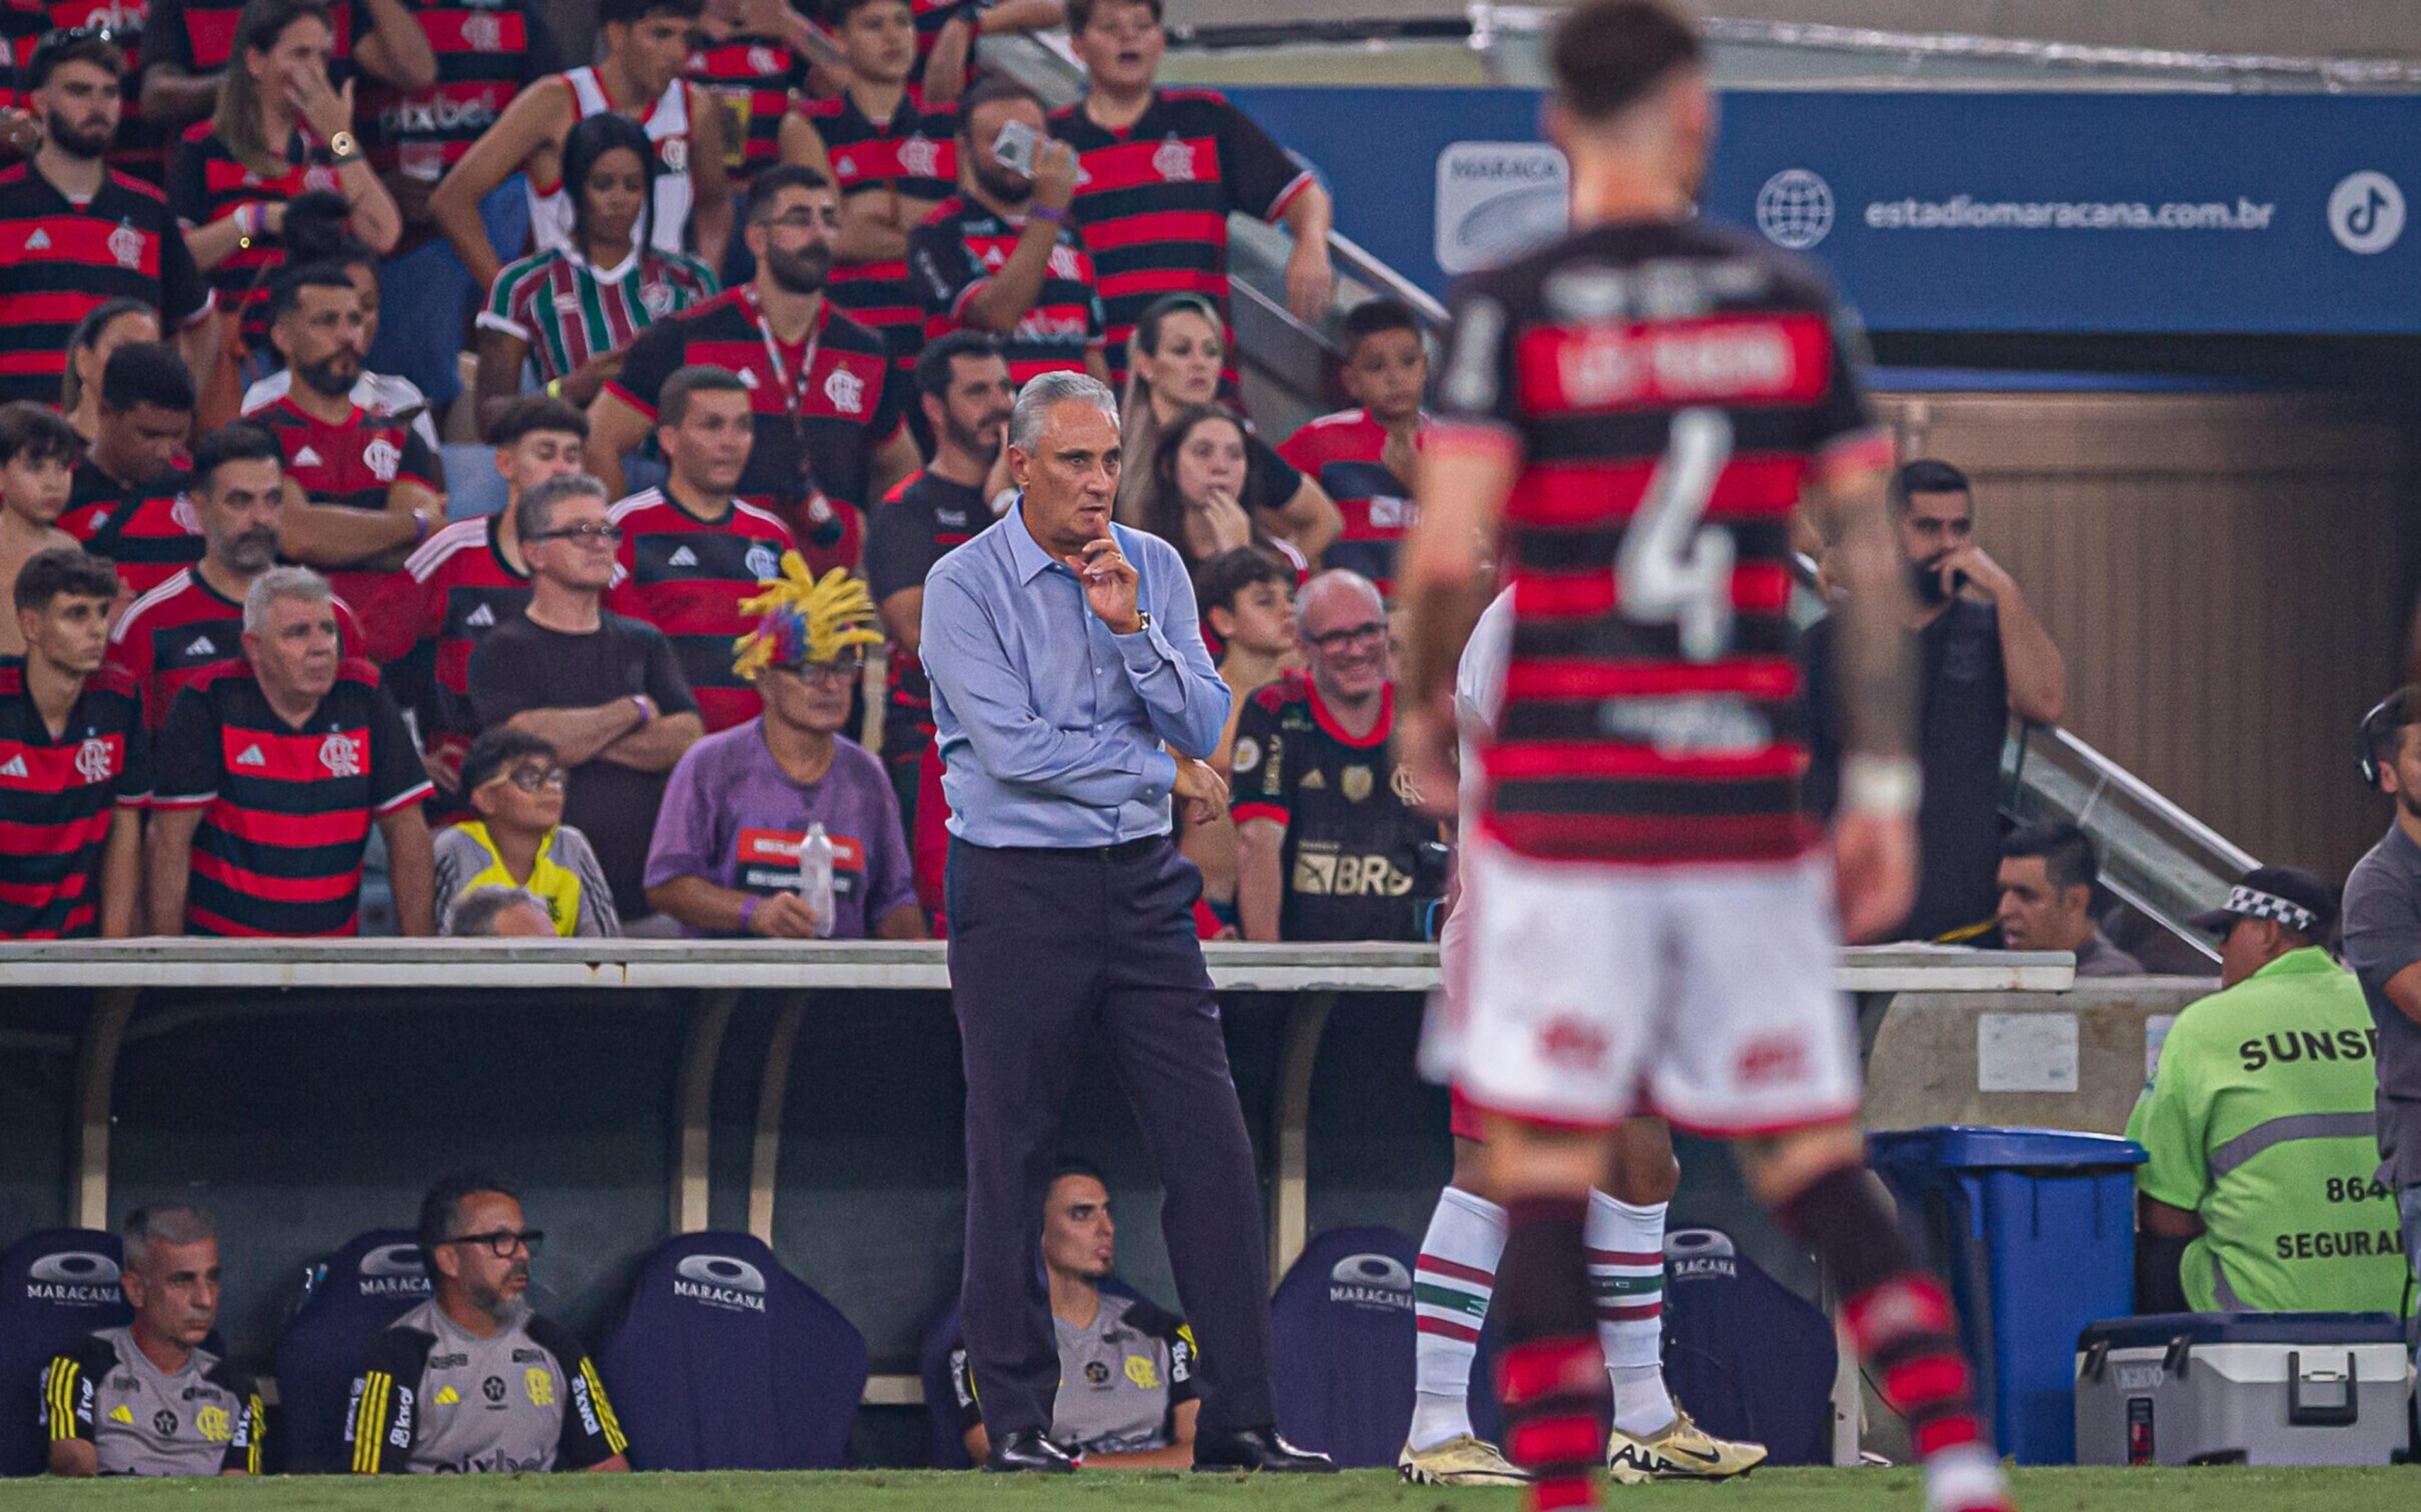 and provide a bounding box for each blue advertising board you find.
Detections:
[1222,86,2421,335]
